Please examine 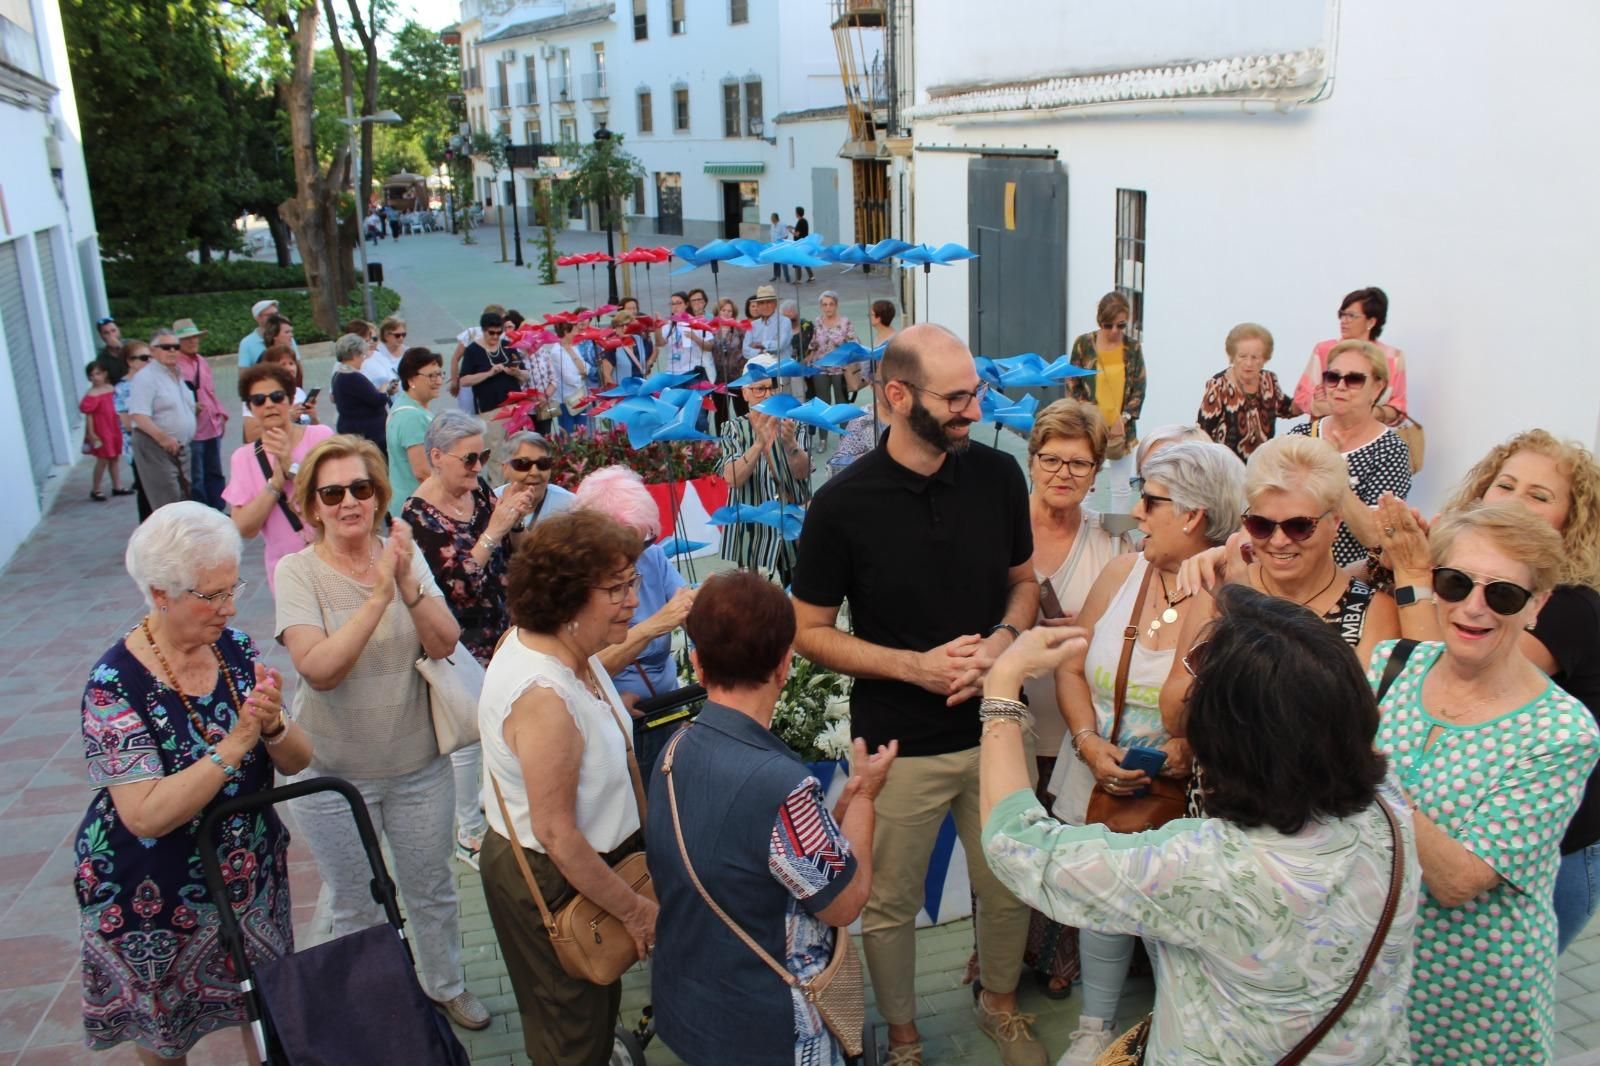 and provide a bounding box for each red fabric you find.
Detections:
[644,476,728,542]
